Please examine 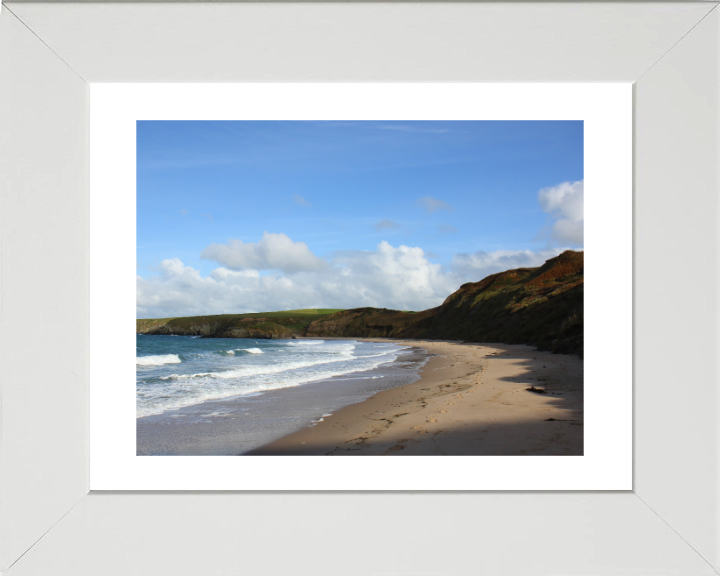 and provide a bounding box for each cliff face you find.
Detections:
[304,250,584,356]
[409,250,583,355]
